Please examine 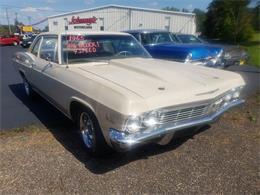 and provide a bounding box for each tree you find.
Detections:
[193,8,206,33]
[0,25,16,35]
[182,8,189,13]
[251,1,260,31]
[162,6,180,12]
[204,0,254,42]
